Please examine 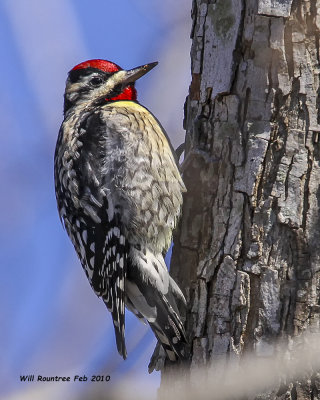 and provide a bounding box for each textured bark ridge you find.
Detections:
[169,0,320,398]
